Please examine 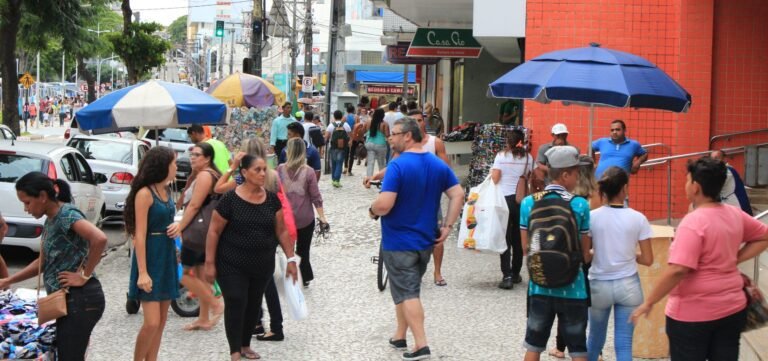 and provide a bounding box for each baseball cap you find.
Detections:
[294,111,305,118]
[545,146,591,168]
[551,123,569,135]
